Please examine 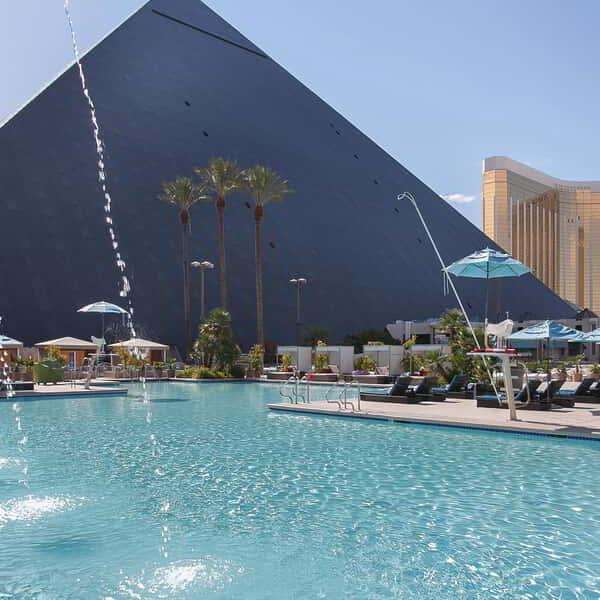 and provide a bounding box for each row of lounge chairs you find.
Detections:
[359,374,600,409]
[360,376,443,404]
